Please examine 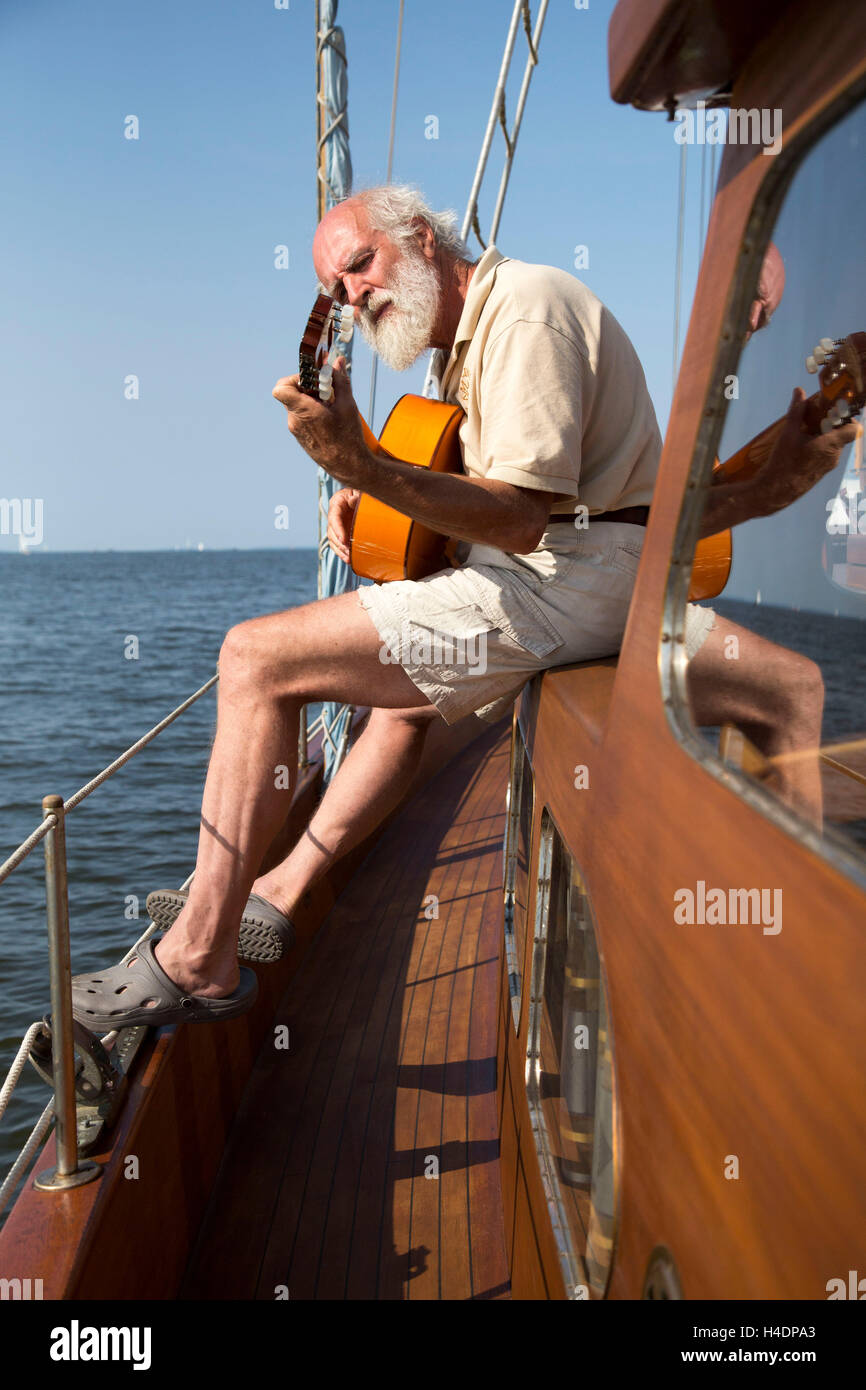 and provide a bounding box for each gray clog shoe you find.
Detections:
[145,889,295,964]
[71,937,258,1030]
